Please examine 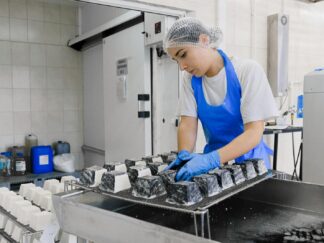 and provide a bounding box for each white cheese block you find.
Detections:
[18,183,35,197]
[30,211,54,231]
[43,179,59,191]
